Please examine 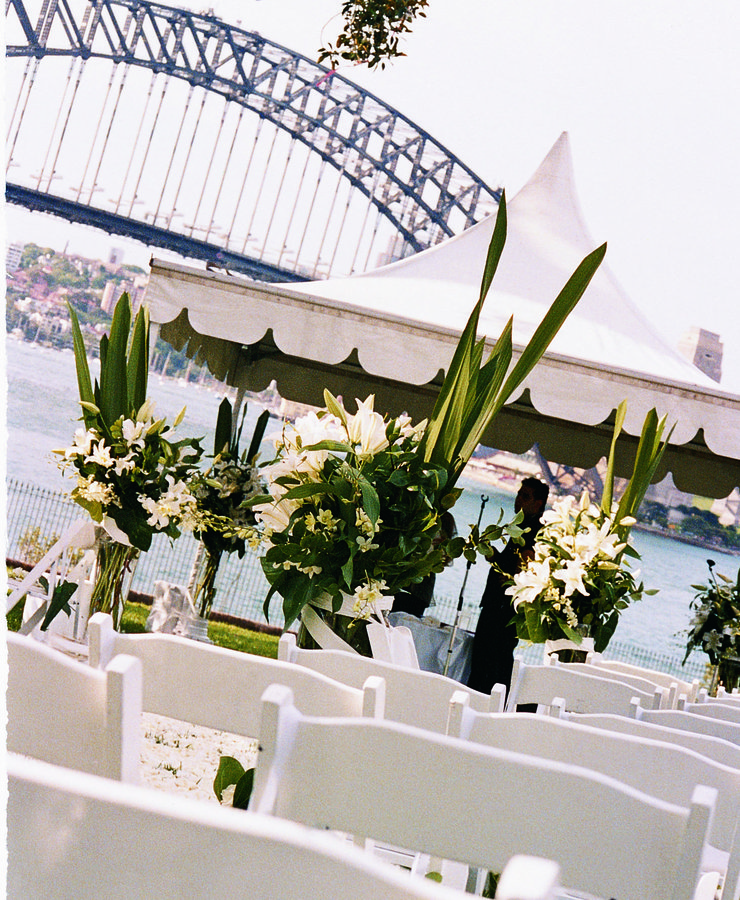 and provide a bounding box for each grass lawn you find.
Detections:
[121,602,281,658]
[7,596,281,660]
